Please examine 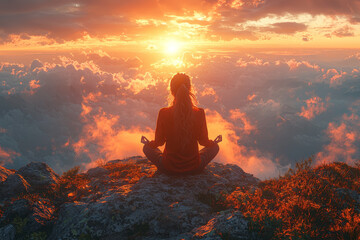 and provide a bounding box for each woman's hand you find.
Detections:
[214,135,222,143]
[141,136,150,144]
